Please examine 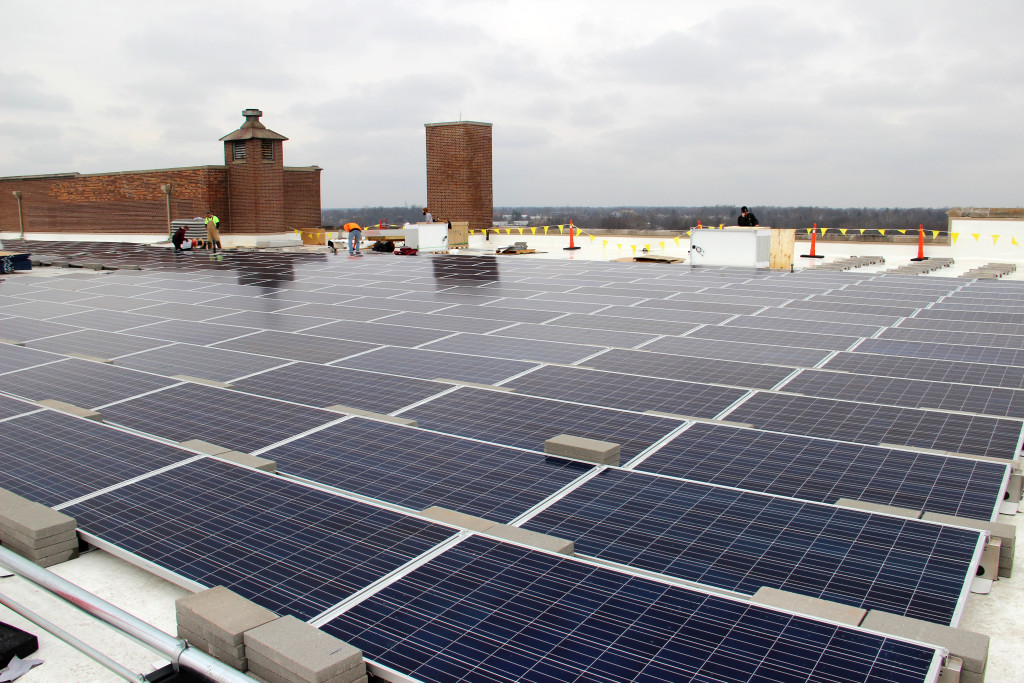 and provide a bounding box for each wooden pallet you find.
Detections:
[496,248,536,255]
